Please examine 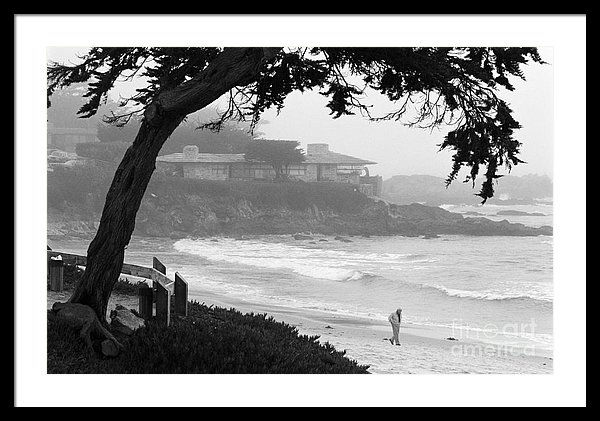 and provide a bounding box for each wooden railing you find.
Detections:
[47,248,188,326]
